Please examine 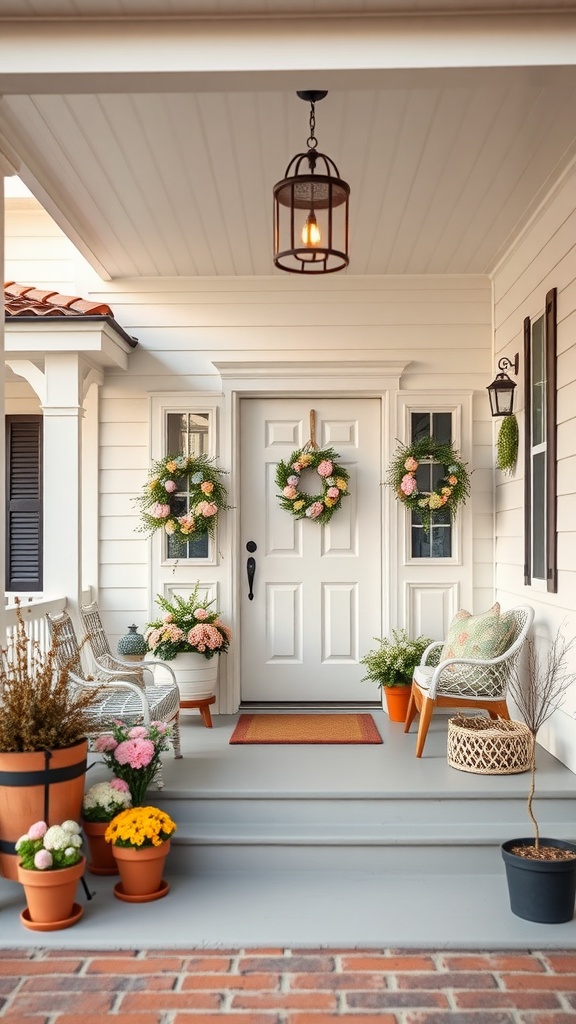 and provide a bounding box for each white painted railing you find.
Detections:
[4,595,68,658]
